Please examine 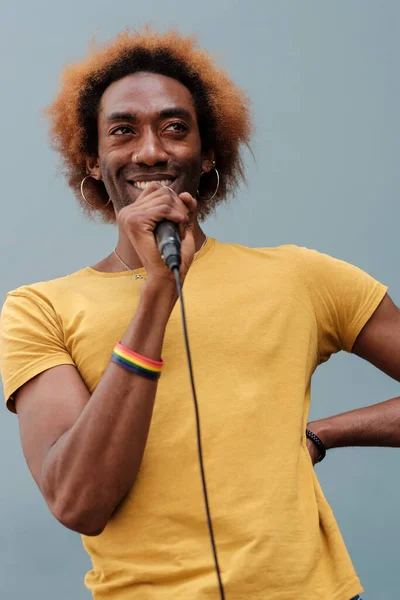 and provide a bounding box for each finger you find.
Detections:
[133,181,165,205]
[135,183,181,208]
[122,186,191,238]
[179,192,197,217]
[118,199,189,240]
[162,184,190,230]
[131,195,188,230]
[138,204,190,230]
[150,188,191,224]
[142,193,191,227]
[179,192,197,207]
